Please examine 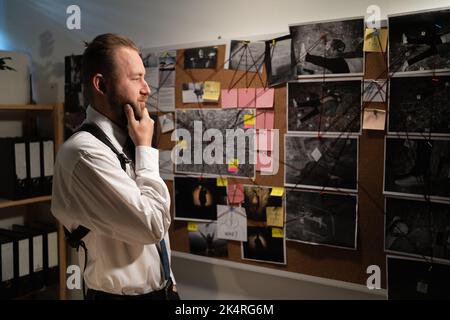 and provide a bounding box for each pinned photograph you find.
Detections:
[159,50,176,70]
[385,196,450,262]
[290,17,364,77]
[384,137,450,200]
[285,189,357,249]
[387,255,450,300]
[243,185,283,222]
[388,8,450,74]
[287,79,362,134]
[182,82,204,104]
[189,222,228,257]
[285,135,358,192]
[158,113,175,134]
[226,40,265,73]
[388,73,450,135]
[242,226,286,265]
[363,79,387,103]
[175,109,256,178]
[174,176,227,222]
[158,150,174,180]
[264,35,296,87]
[184,46,218,69]
[64,54,86,138]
